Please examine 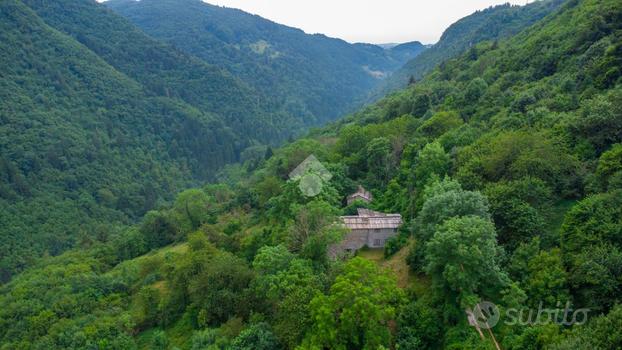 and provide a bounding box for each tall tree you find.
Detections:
[425,216,508,309]
[301,258,405,350]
